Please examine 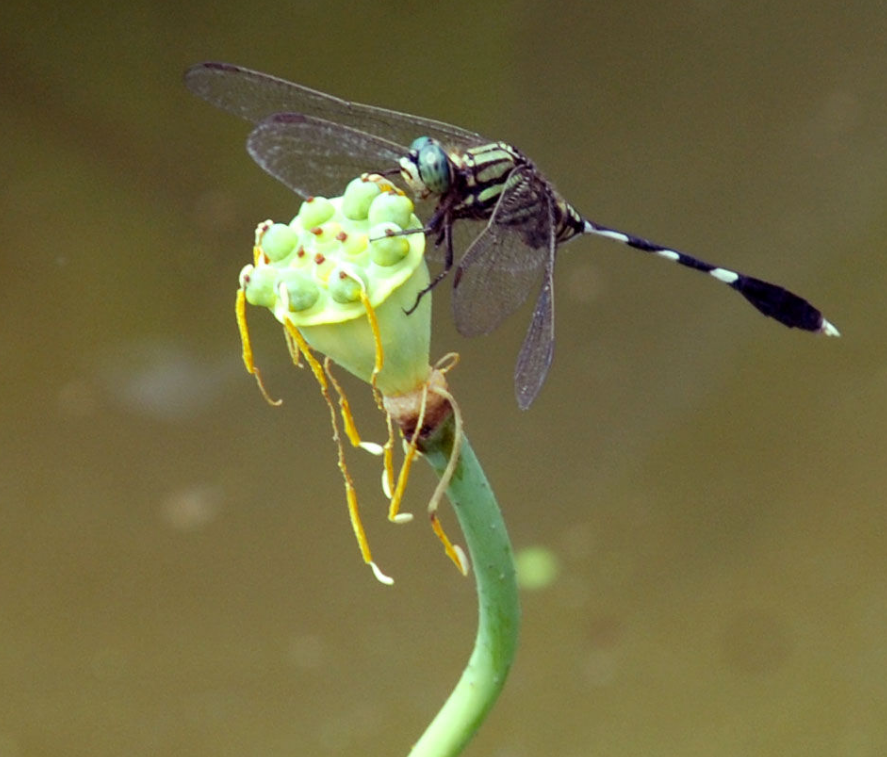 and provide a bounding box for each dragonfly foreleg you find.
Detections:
[404,213,456,316]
